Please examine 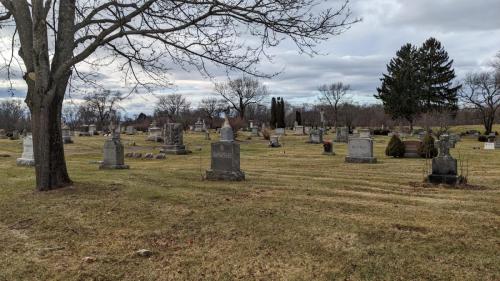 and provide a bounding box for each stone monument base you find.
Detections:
[206,169,245,181]
[16,158,35,167]
[428,174,459,185]
[345,156,377,163]
[99,163,129,170]
[161,144,189,155]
